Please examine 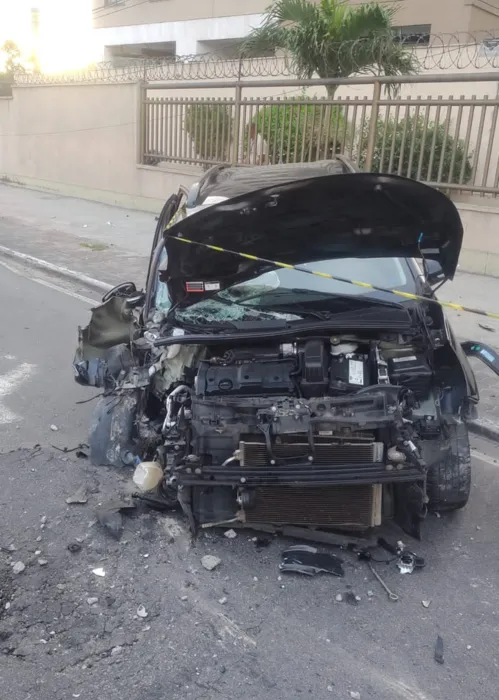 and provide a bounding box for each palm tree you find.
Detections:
[242,0,418,97]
